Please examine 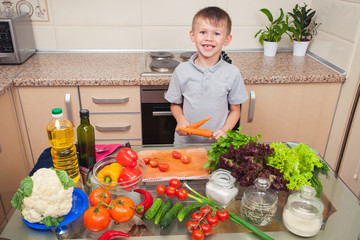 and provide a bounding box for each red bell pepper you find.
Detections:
[98,230,129,240]
[118,167,142,191]
[134,189,153,215]
[116,147,138,168]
